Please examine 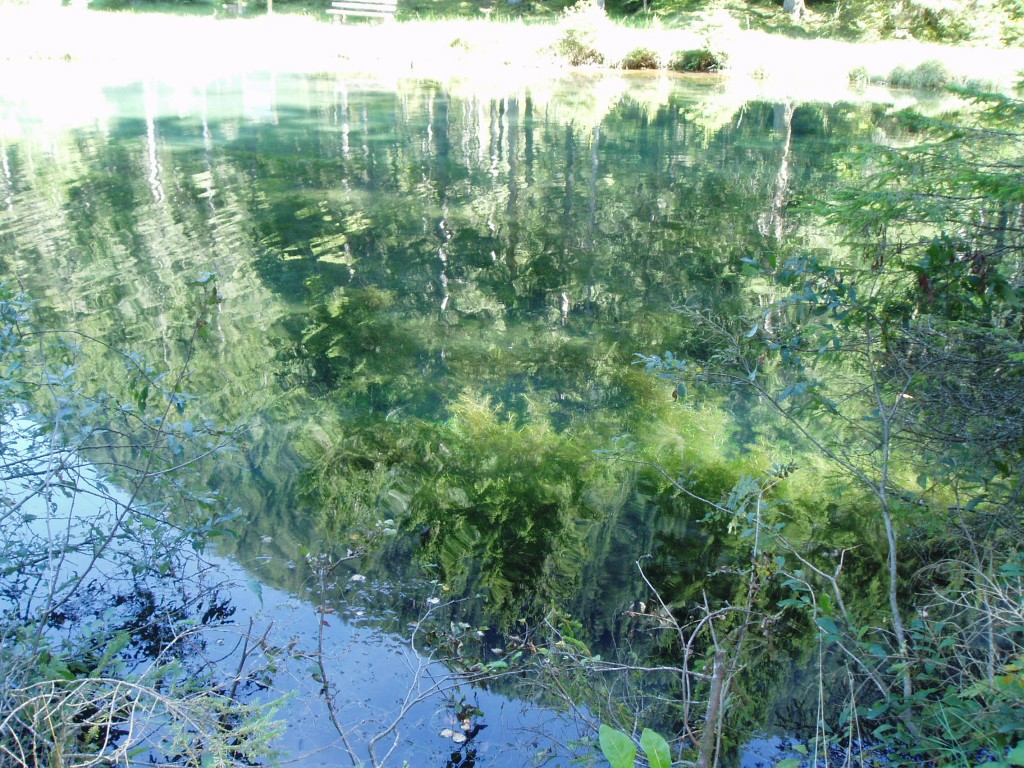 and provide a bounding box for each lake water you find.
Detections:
[0,71,906,765]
